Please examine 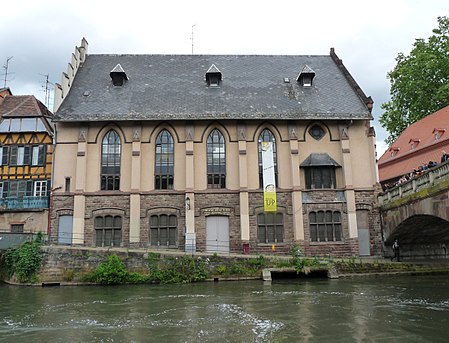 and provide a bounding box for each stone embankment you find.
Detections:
[2,245,449,286]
